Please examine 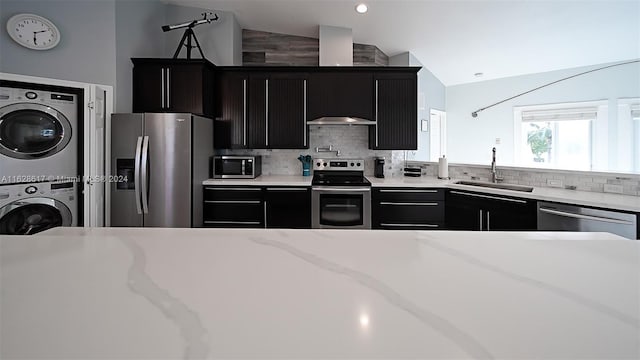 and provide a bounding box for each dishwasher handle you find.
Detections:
[539,207,635,225]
